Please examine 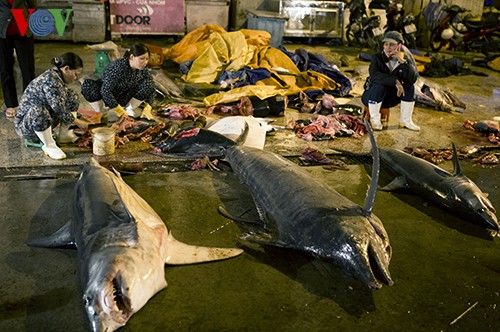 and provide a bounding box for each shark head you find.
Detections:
[342,214,394,289]
[309,211,393,289]
[82,246,167,332]
[451,180,499,231]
